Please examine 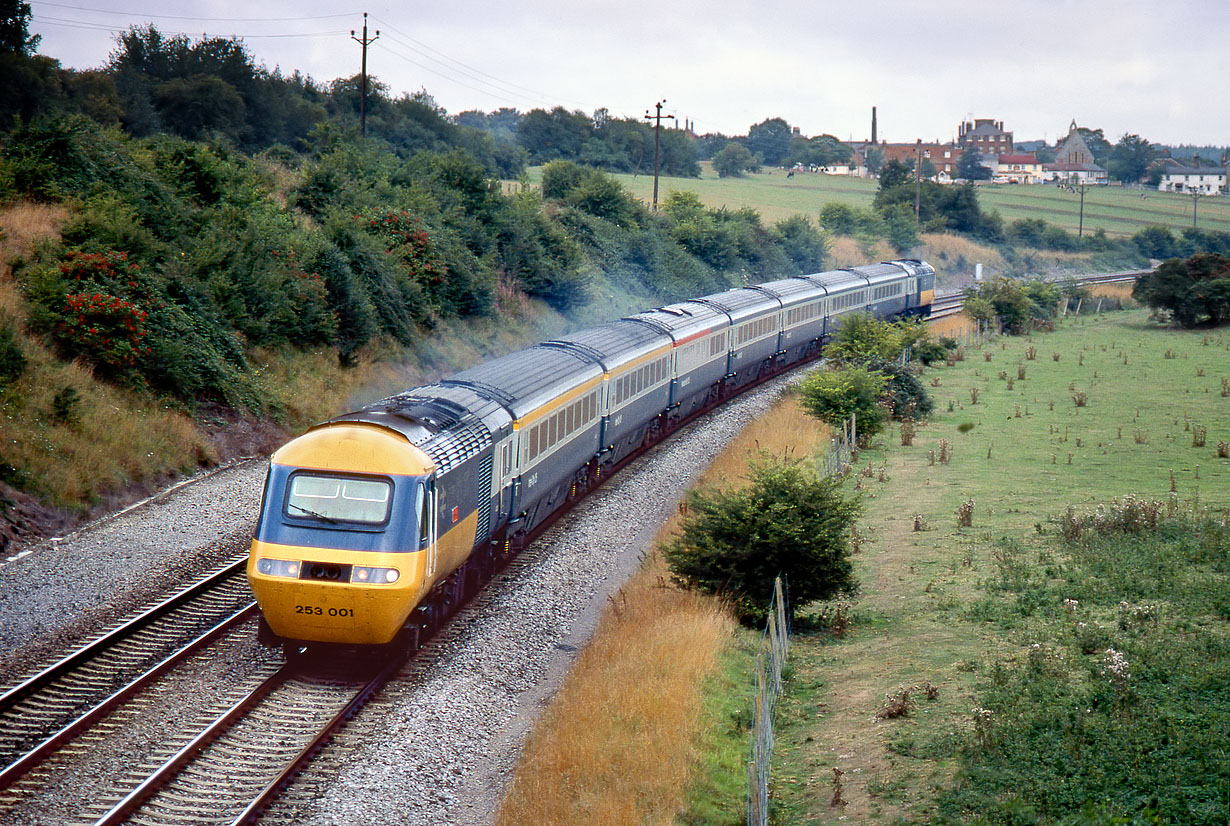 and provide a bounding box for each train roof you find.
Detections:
[545,320,672,372]
[751,277,826,305]
[799,269,868,291]
[442,345,601,421]
[332,383,510,475]
[691,286,781,322]
[625,301,728,340]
